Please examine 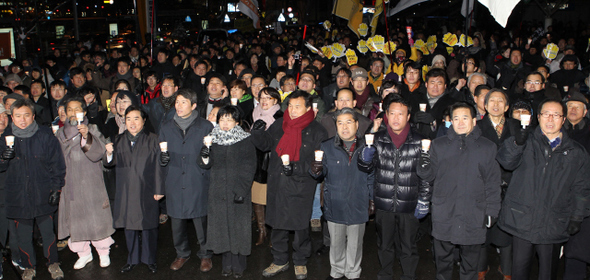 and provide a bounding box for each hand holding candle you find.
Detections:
[365,134,374,147]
